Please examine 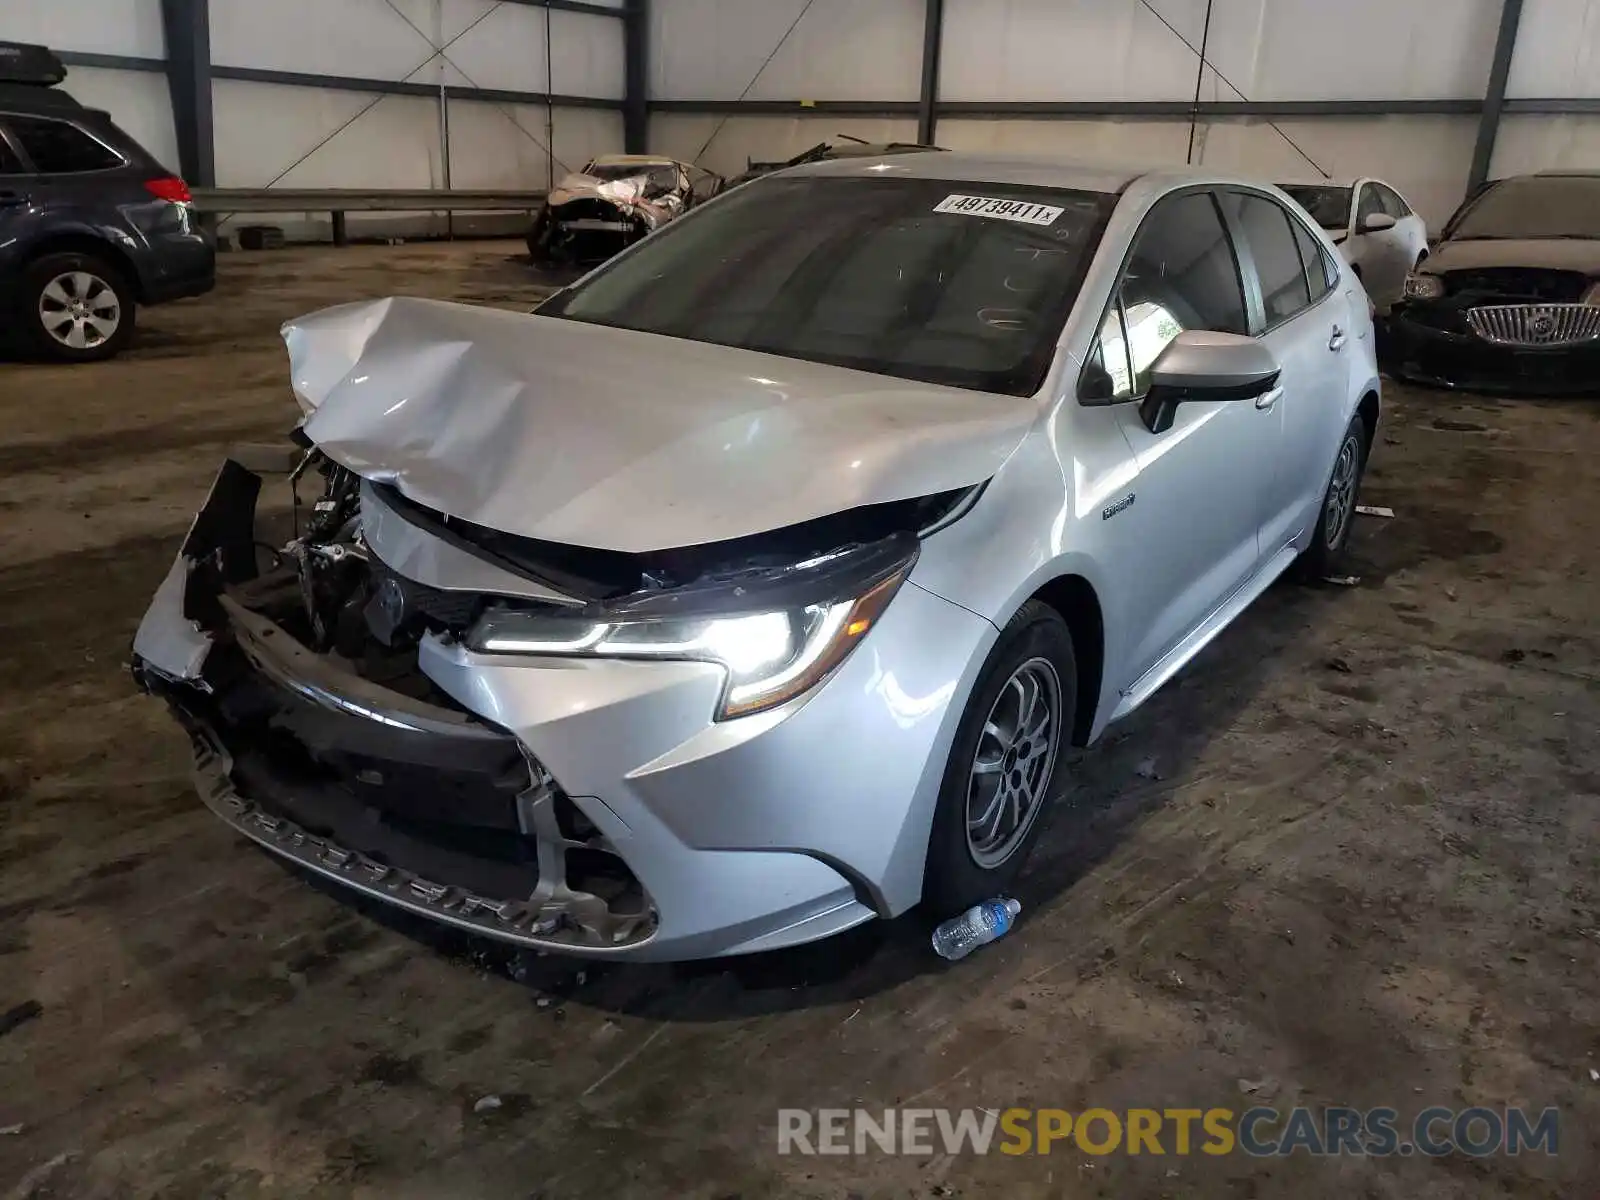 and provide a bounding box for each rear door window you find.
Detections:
[1289,218,1334,302]
[0,125,24,174]
[7,115,123,173]
[1226,192,1313,326]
